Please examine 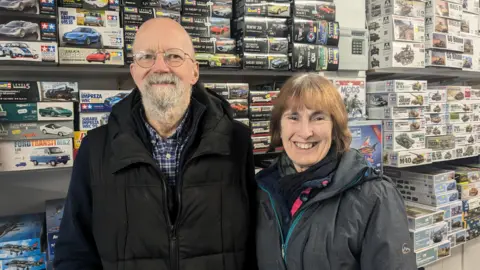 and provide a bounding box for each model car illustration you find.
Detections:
[160,0,180,8]
[208,54,239,67]
[30,146,70,166]
[63,27,101,45]
[216,43,234,52]
[1,42,38,58]
[370,46,379,56]
[318,5,335,14]
[395,133,415,149]
[15,162,26,167]
[84,13,104,27]
[39,107,72,117]
[231,103,247,111]
[86,50,110,63]
[40,123,73,136]
[0,0,36,11]
[268,23,287,36]
[83,0,108,8]
[370,96,388,107]
[268,5,289,15]
[370,33,380,43]
[271,58,289,69]
[213,5,232,17]
[45,84,75,100]
[271,42,287,52]
[0,21,38,38]
[104,92,129,107]
[211,25,229,35]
